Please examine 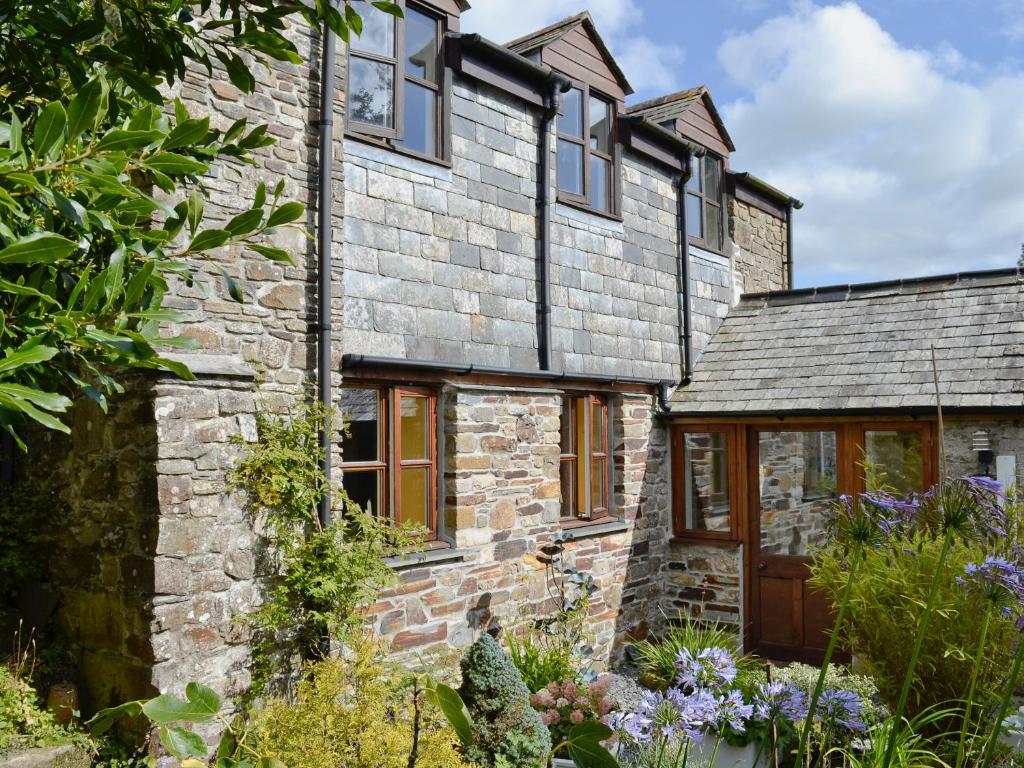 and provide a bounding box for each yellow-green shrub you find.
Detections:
[249,635,475,768]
